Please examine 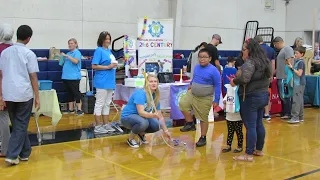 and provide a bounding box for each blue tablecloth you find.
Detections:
[304,75,320,106]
